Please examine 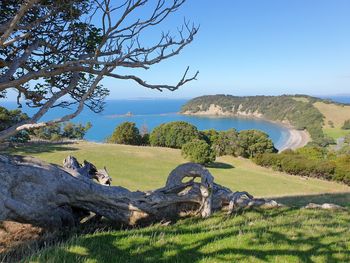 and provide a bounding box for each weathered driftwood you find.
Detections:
[0,155,280,228]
